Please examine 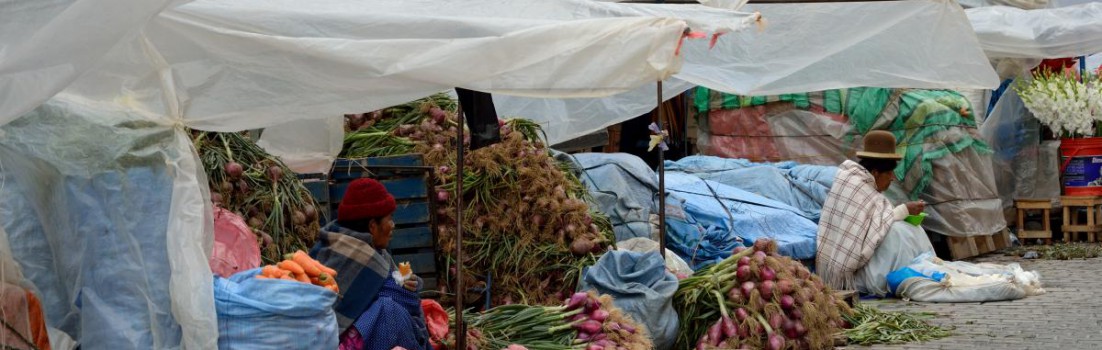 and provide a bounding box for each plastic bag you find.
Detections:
[891,252,1044,302]
[214,268,339,350]
[853,222,935,297]
[420,300,448,350]
[580,251,679,350]
[210,207,262,278]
